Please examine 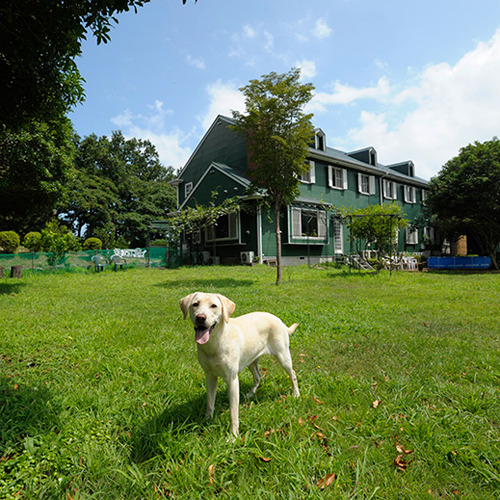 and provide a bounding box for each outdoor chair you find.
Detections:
[110,254,127,271]
[91,254,108,273]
